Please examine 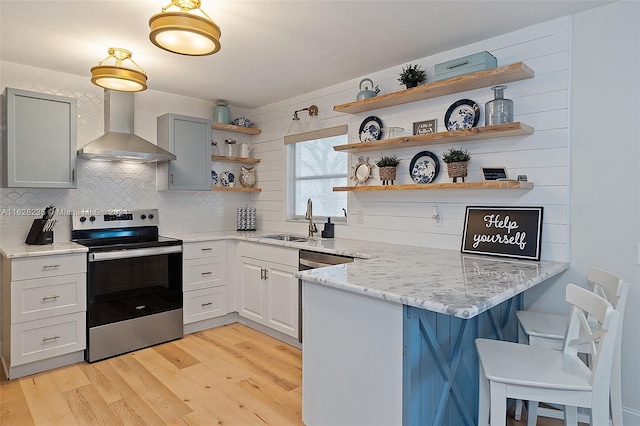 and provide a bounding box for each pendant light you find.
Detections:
[149,0,221,56]
[90,48,147,92]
